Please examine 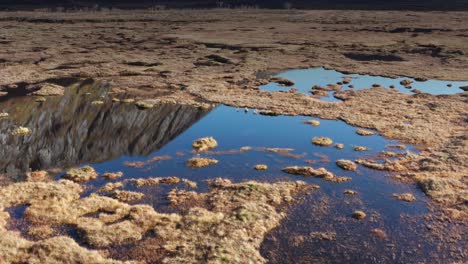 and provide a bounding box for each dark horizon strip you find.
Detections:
[0,0,467,11]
